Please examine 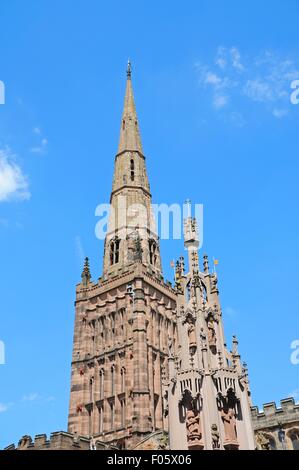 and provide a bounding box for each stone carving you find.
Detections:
[182,309,197,355]
[186,410,203,450]
[187,324,197,357]
[157,433,169,450]
[221,408,237,444]
[256,432,271,450]
[180,387,204,449]
[210,274,218,293]
[218,389,239,448]
[163,390,169,417]
[211,424,220,449]
[89,437,97,450]
[207,316,217,350]
[168,337,174,357]
[175,264,183,294]
[192,270,200,289]
[200,328,207,350]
